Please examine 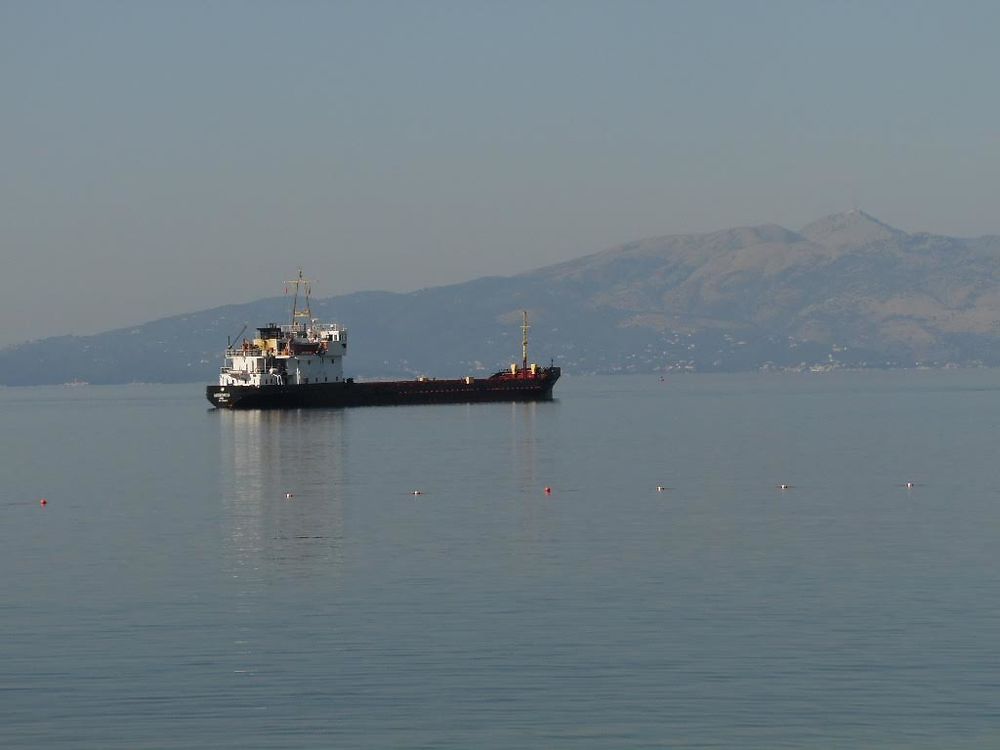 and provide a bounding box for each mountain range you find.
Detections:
[5,210,1000,385]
